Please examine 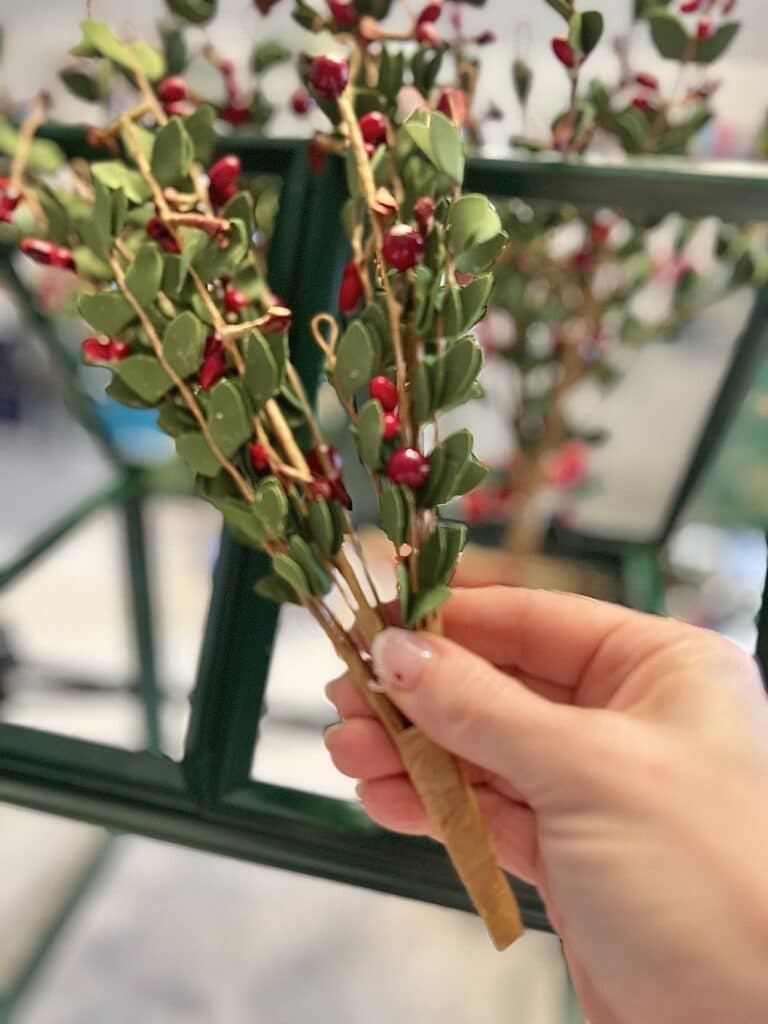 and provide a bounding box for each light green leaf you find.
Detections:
[151,117,194,188]
[273,553,312,599]
[78,290,136,335]
[207,379,251,457]
[177,432,220,476]
[244,332,278,411]
[91,161,151,204]
[163,311,205,377]
[125,244,164,305]
[308,499,336,558]
[184,105,216,163]
[356,399,384,471]
[114,354,173,402]
[379,485,409,547]
[254,476,288,538]
[429,110,465,184]
[335,321,377,400]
